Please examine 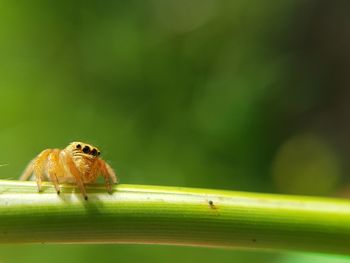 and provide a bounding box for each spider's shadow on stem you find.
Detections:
[40,183,116,214]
